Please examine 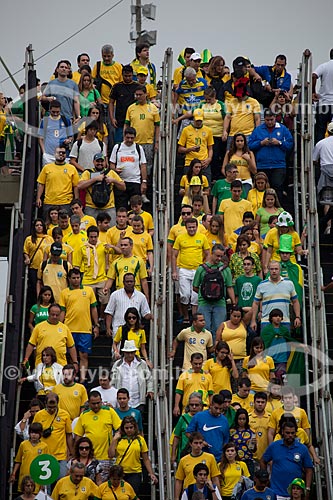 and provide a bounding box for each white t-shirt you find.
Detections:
[110,142,146,183]
[70,138,107,170]
[314,60,333,105]
[92,385,118,408]
[313,135,333,165]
